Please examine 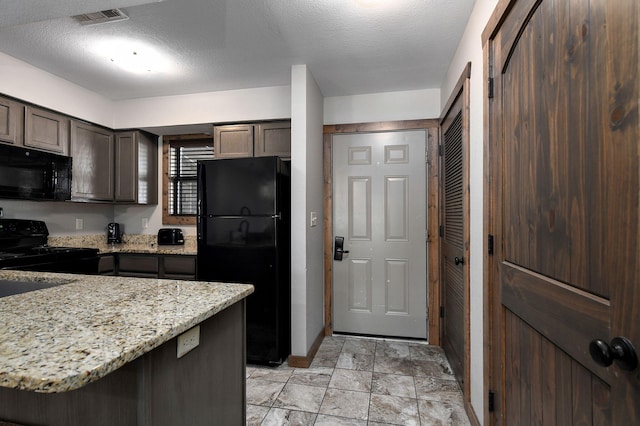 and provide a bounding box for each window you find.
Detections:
[162,134,214,225]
